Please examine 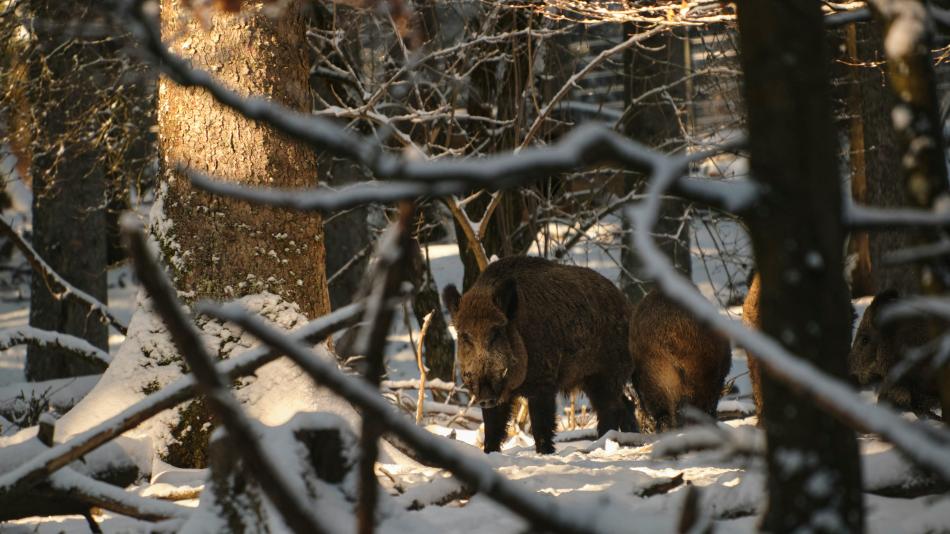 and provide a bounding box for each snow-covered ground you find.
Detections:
[1,200,947,532]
